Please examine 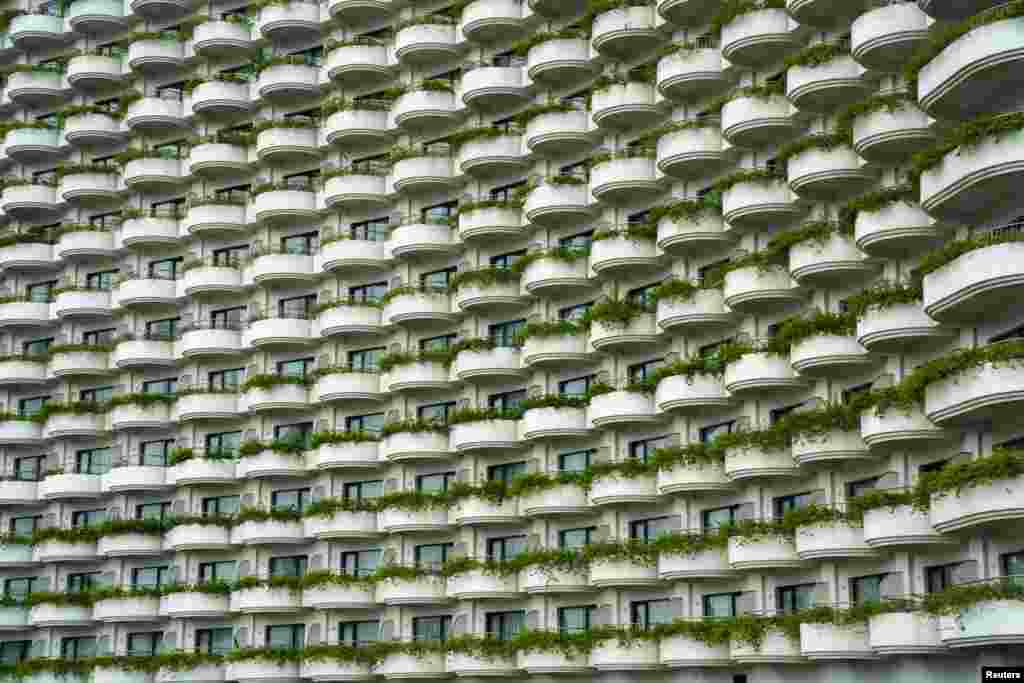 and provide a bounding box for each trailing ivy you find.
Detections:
[709,0,786,34]
[844,282,923,318]
[914,226,1024,279]
[783,41,850,70]
[910,112,1024,183]
[837,184,918,230]
[448,266,519,291]
[774,132,850,164]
